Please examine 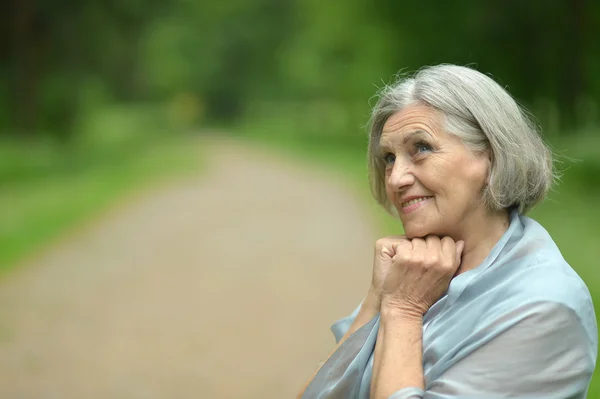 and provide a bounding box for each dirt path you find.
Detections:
[0,137,379,399]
